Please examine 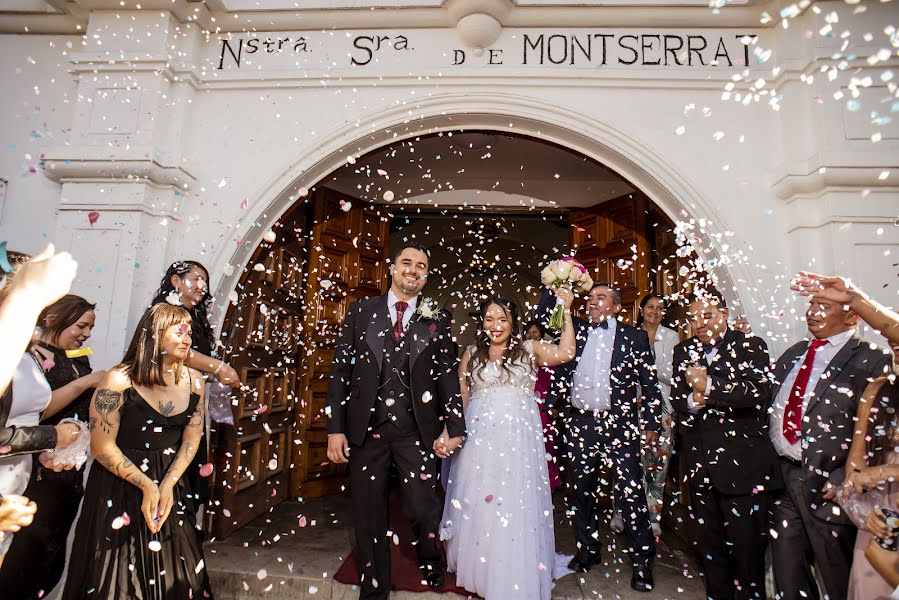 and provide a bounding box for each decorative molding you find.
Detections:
[2,0,786,34]
[41,148,196,189]
[772,166,898,201]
